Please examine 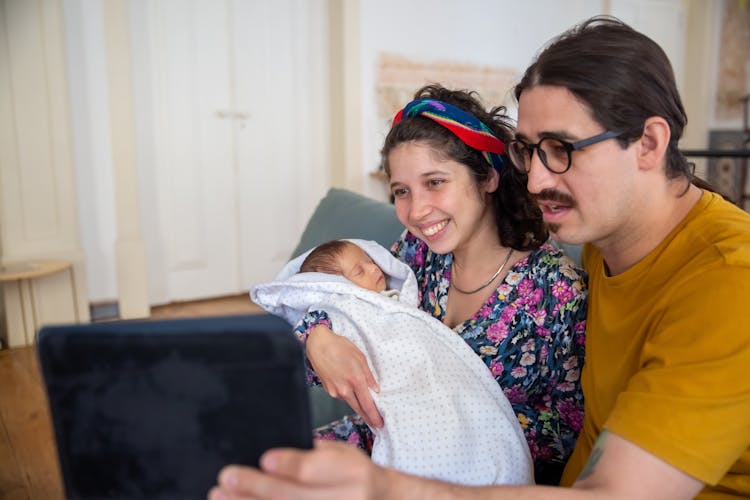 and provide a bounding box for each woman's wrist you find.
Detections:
[306,324,332,366]
[296,314,332,343]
